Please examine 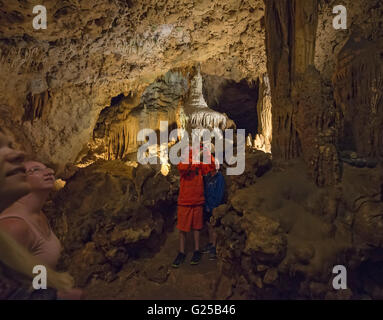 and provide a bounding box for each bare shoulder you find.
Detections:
[0,216,30,235]
[0,217,33,248]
